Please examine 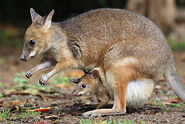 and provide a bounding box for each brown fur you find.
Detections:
[105,64,150,113]
[72,71,110,109]
[21,8,185,117]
